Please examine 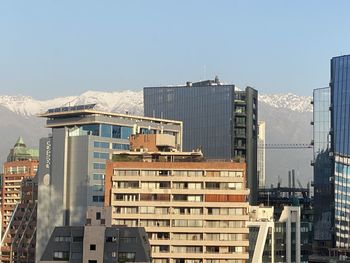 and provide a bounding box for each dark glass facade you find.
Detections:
[331,55,350,248]
[144,80,258,204]
[312,87,334,254]
[144,84,234,158]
